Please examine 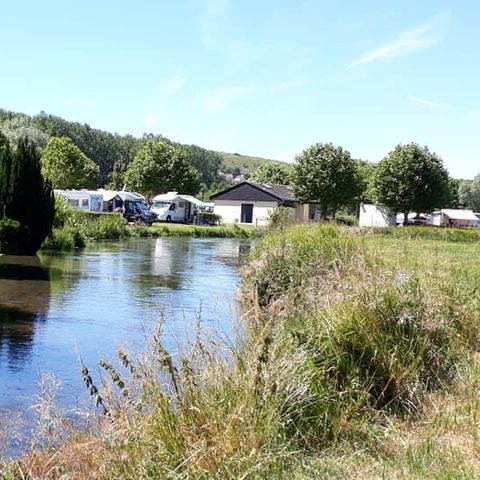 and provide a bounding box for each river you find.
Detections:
[0,237,251,439]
